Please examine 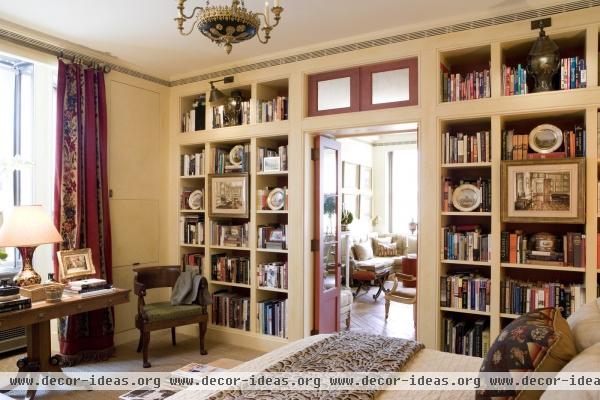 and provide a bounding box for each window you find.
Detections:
[388,148,418,234]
